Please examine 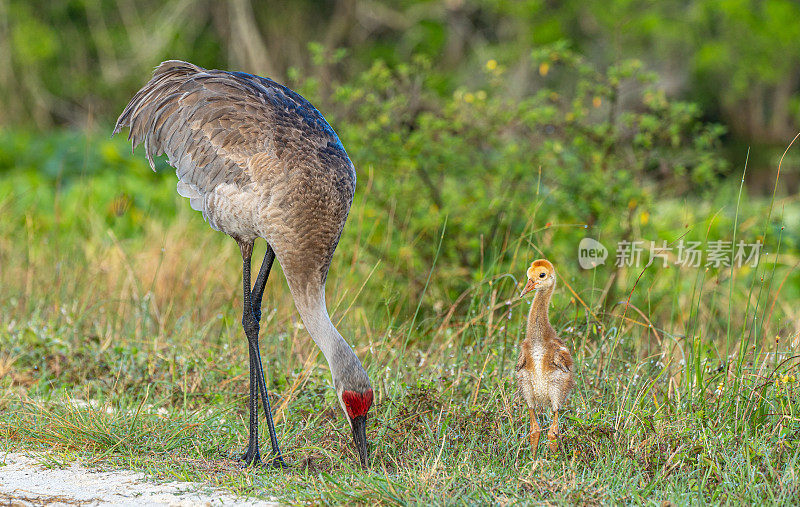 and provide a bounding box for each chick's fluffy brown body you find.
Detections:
[515,259,575,456]
[515,298,575,411]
